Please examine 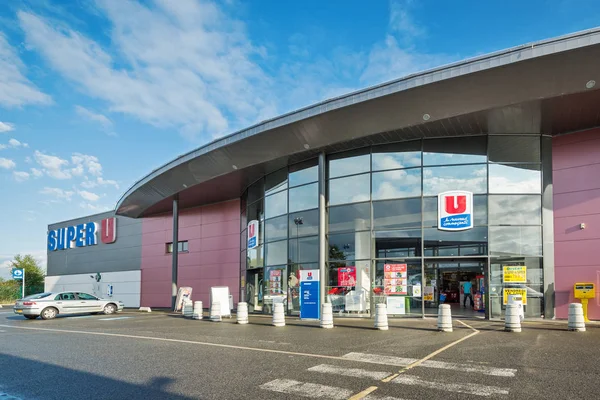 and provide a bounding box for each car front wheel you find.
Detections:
[40,307,58,320]
[103,304,117,315]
